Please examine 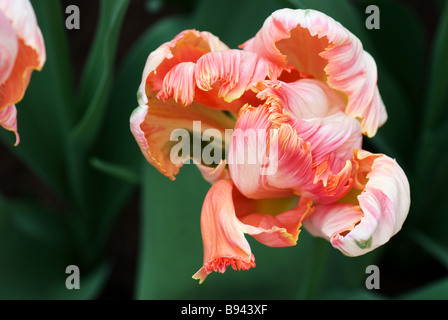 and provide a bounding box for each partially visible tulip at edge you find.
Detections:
[130,8,411,284]
[0,0,46,146]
